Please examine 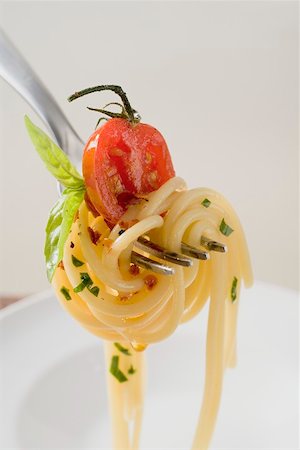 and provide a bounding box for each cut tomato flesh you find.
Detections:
[82,118,175,225]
